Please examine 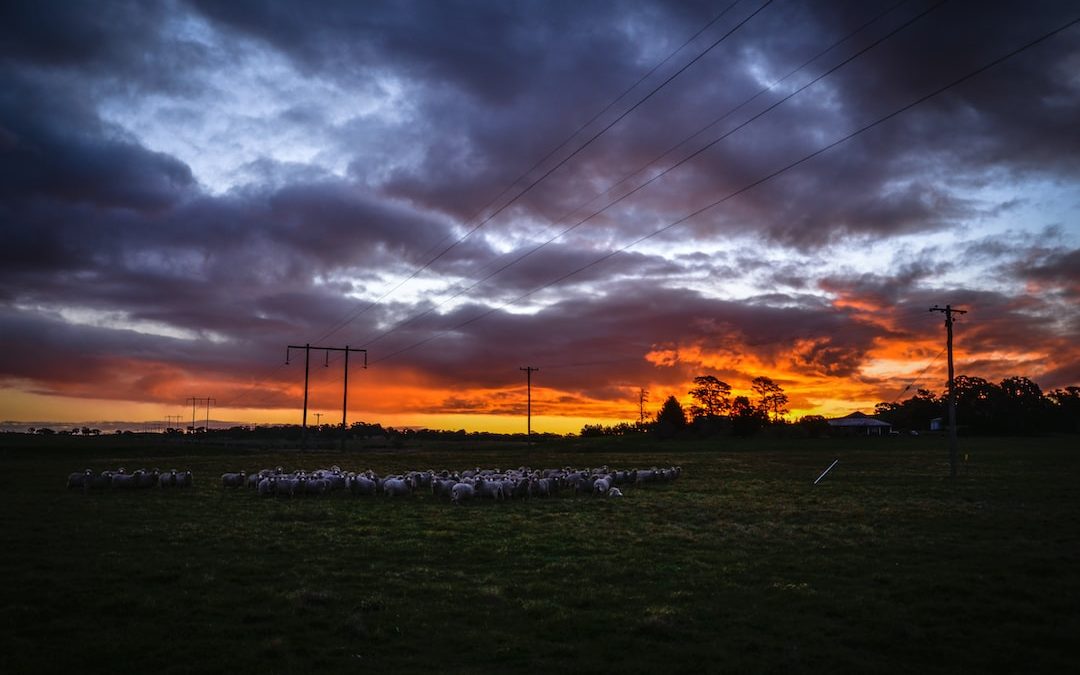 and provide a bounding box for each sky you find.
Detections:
[1,0,1078,434]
